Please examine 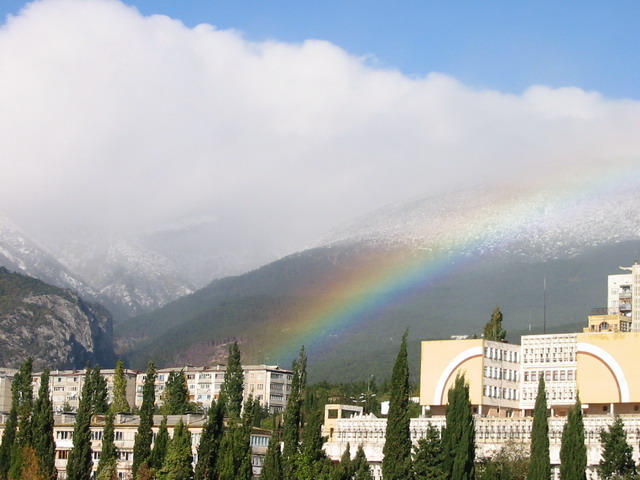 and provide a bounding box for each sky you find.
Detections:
[1,0,639,256]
